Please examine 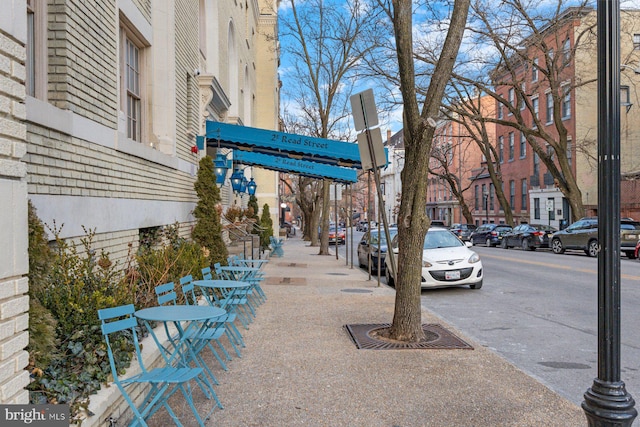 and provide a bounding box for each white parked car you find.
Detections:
[385,228,483,290]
